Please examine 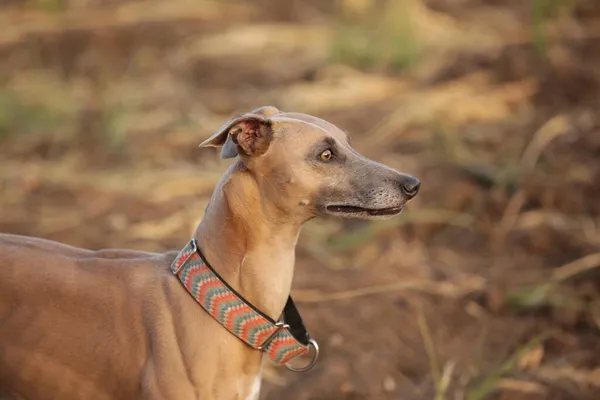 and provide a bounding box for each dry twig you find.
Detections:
[552,252,600,282]
[293,277,485,303]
